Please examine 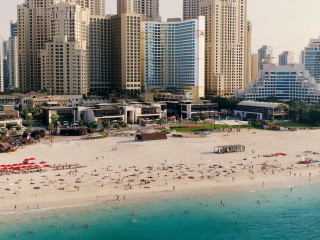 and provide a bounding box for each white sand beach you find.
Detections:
[1,129,320,214]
